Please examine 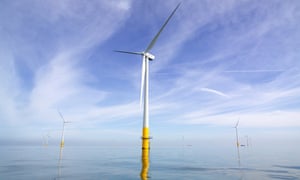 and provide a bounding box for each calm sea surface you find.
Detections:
[0,142,299,179]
